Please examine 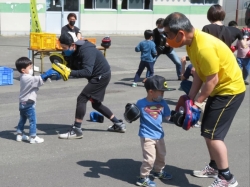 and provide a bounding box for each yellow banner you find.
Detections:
[30,0,42,32]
